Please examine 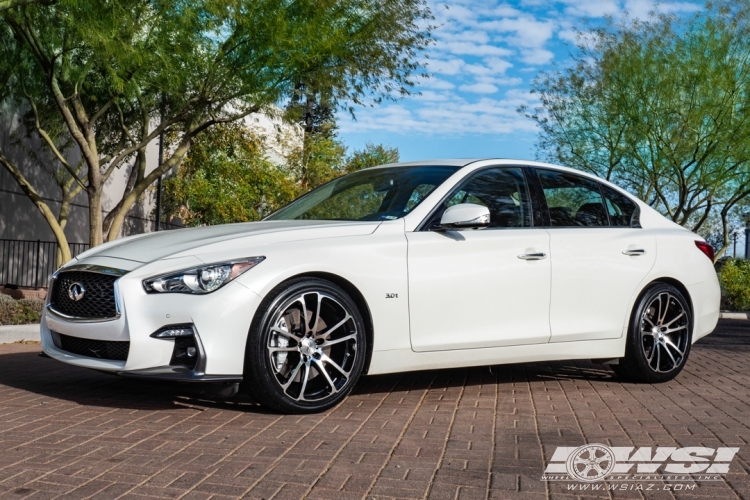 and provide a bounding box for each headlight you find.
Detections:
[143,257,265,294]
